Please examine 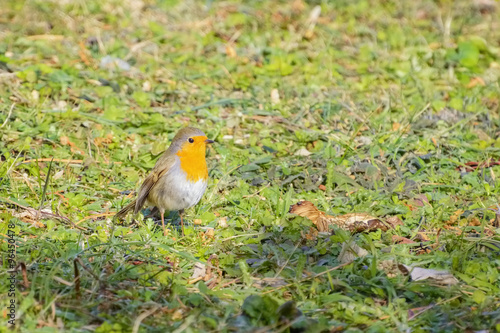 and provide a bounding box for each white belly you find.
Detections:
[148,162,208,212]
